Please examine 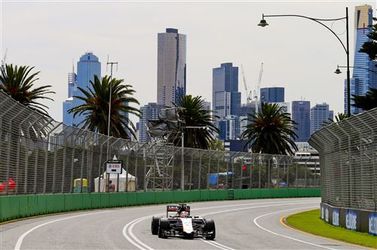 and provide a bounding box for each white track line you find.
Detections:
[253,207,337,250]
[123,216,154,250]
[123,201,317,250]
[14,211,107,250]
[200,239,235,250]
